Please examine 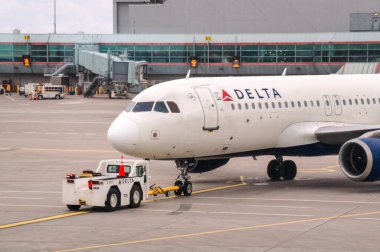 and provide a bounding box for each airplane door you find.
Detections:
[332,95,342,116]
[194,87,219,130]
[322,95,332,116]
